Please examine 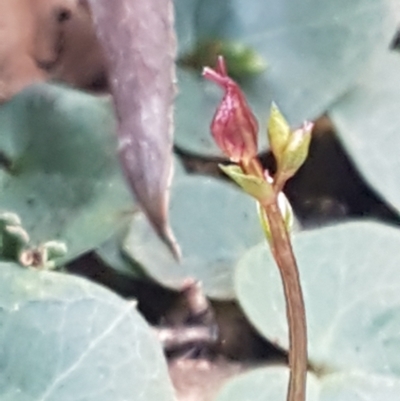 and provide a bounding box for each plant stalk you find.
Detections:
[242,157,308,401]
[264,200,307,401]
